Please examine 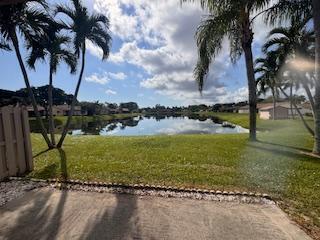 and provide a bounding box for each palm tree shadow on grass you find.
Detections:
[32,147,68,180]
[33,148,51,158]
[257,140,312,153]
[248,142,320,163]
